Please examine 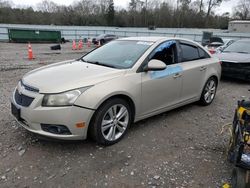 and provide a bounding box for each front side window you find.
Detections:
[82,40,153,69]
[149,40,177,65]
[180,43,200,62]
